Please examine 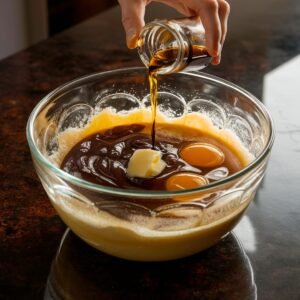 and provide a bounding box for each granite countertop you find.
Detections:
[0,1,299,299]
